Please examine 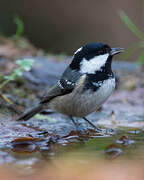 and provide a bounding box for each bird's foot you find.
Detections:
[105,128,115,134]
[70,116,114,135]
[69,116,86,132]
[82,117,103,133]
[95,128,115,135]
